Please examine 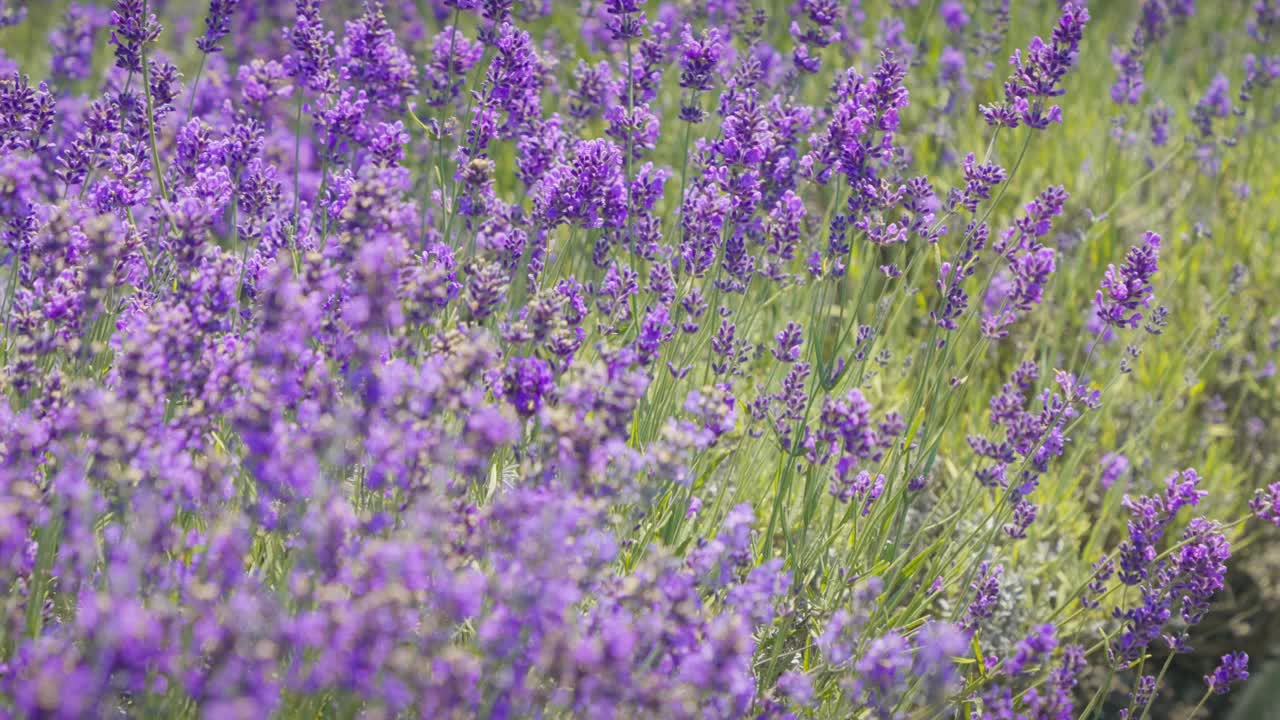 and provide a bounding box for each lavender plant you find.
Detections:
[0,1,1277,718]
